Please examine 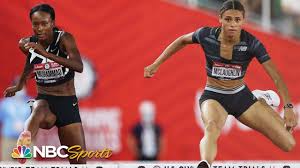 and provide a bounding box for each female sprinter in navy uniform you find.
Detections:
[144,0,297,168]
[3,4,86,164]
